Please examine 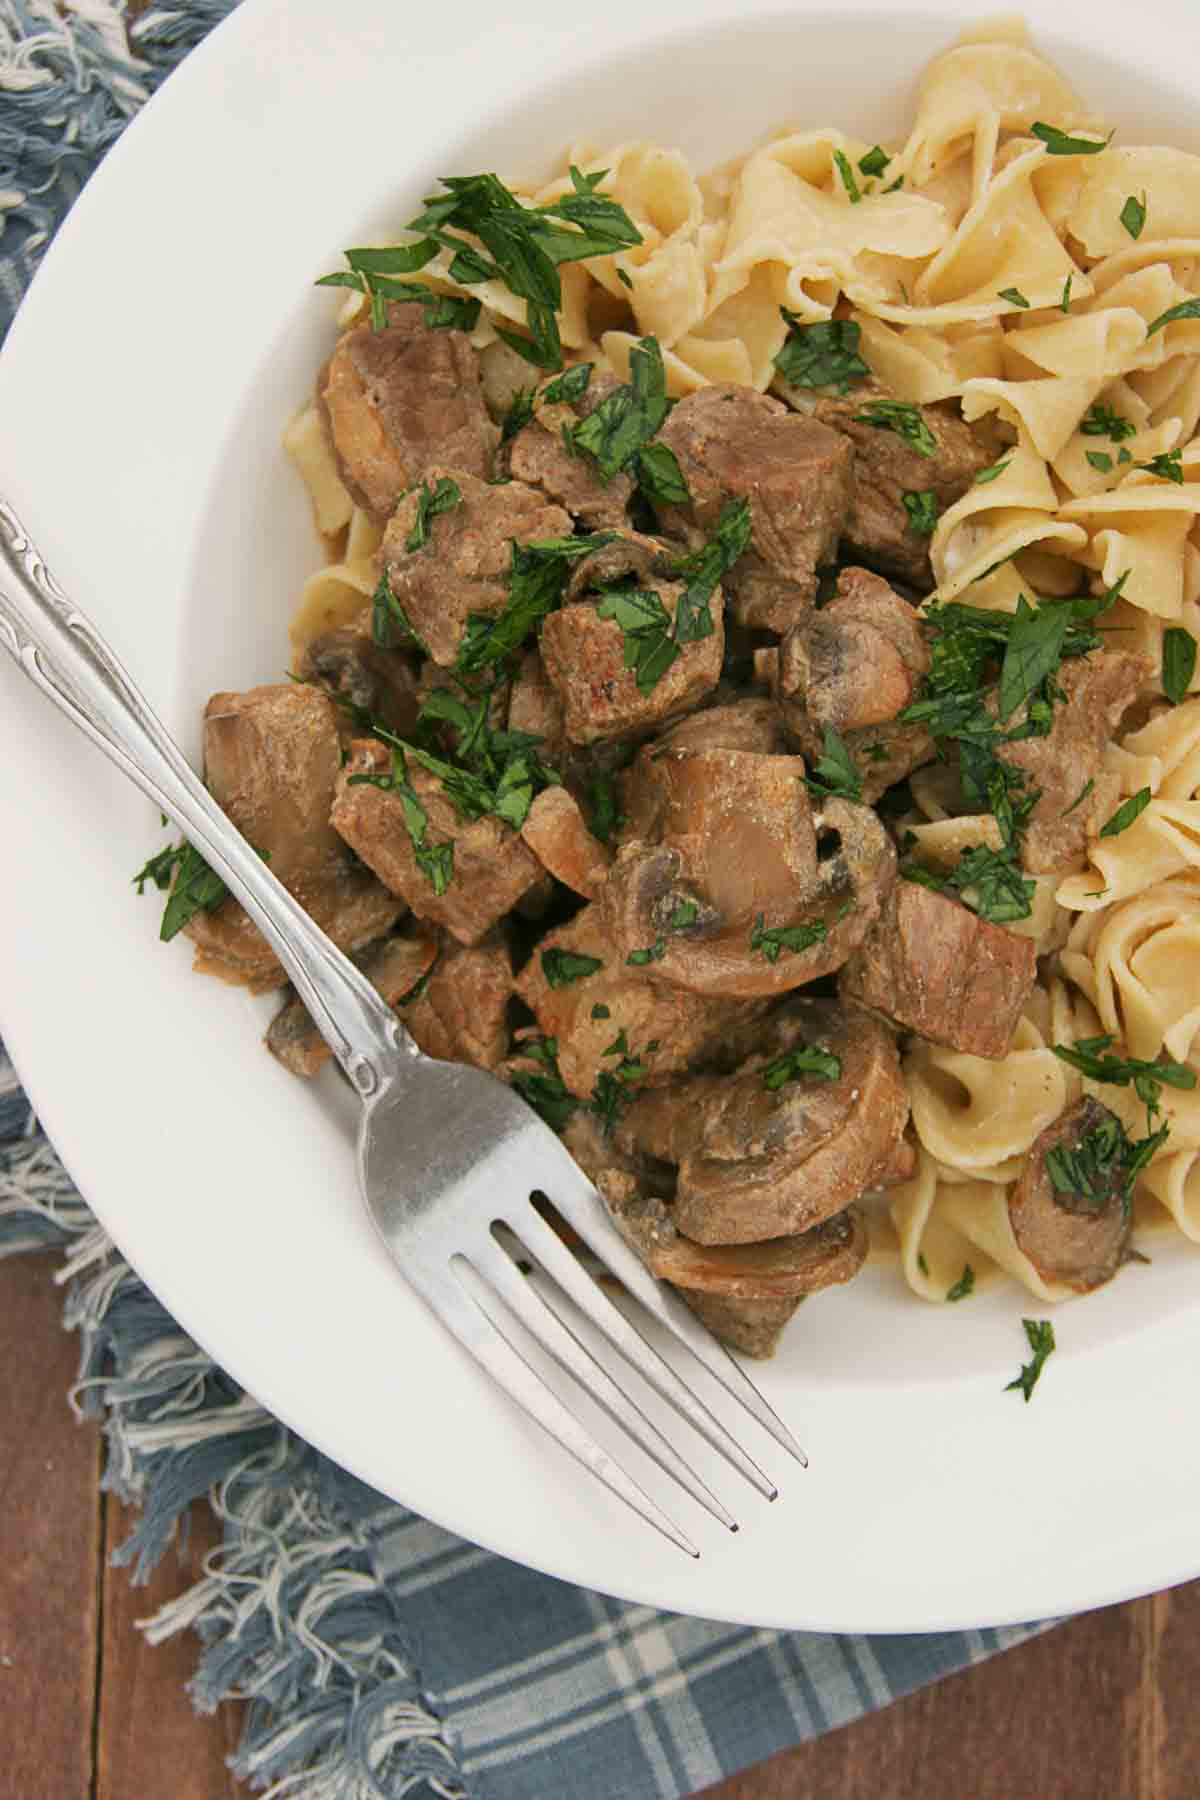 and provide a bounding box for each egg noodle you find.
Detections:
[286,16,1200,1307]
